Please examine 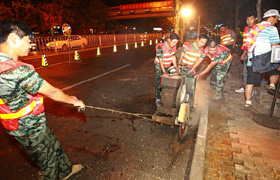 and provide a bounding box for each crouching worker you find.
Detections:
[0,19,85,180]
[188,39,232,100]
[154,33,179,106]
